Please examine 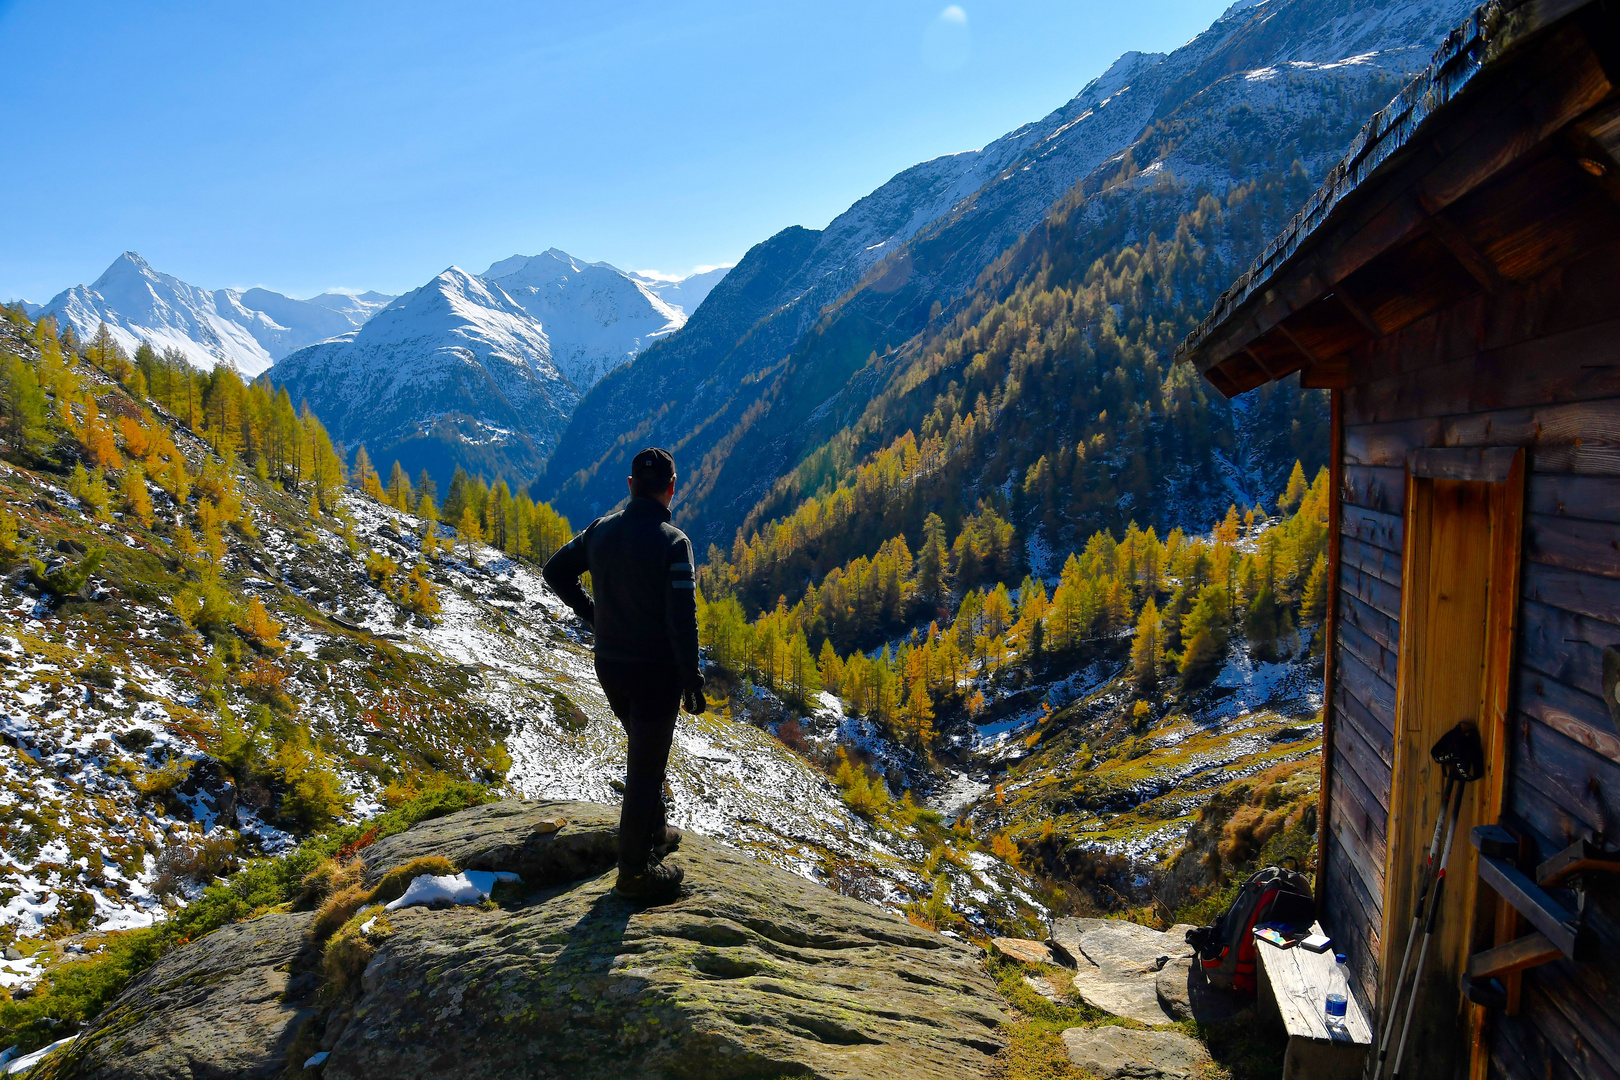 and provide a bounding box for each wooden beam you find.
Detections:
[1333,285,1384,338]
[1471,827,1599,961]
[1576,1,1620,90]
[1243,345,1277,380]
[1474,824,1519,859]
[1274,323,1324,372]
[1409,447,1520,483]
[1300,359,1351,389]
[1317,387,1345,913]
[1416,198,1510,294]
[1466,932,1562,979]
[1537,837,1620,886]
